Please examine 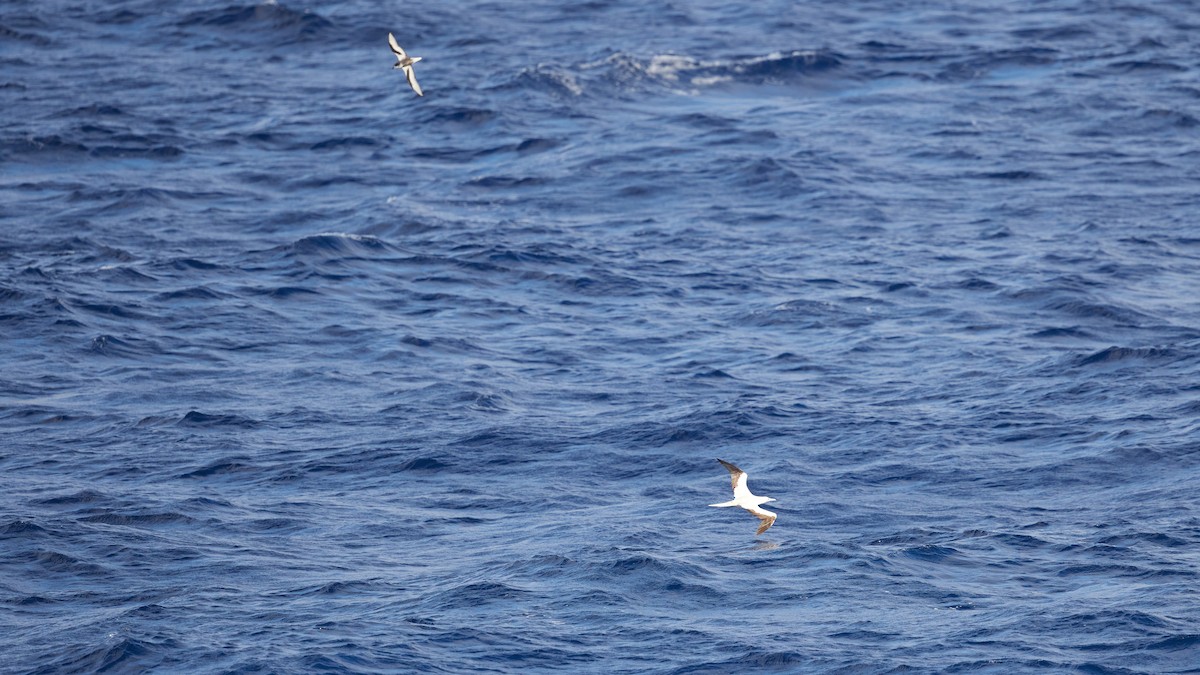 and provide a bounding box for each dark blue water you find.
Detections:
[3,1,1200,672]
